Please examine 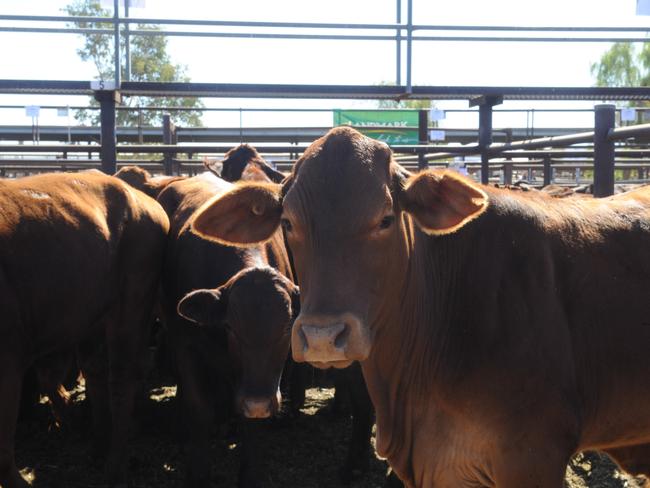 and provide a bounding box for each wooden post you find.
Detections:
[593,104,615,197]
[95,90,121,175]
